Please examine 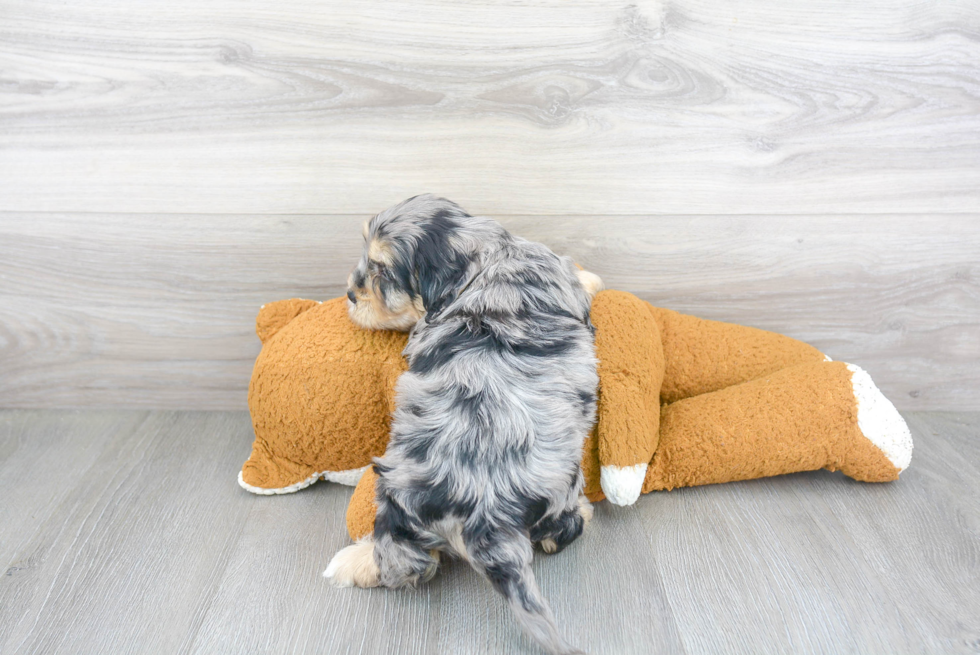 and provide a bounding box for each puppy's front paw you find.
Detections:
[540,538,559,554]
[323,538,380,588]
